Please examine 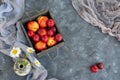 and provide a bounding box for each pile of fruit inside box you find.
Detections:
[26,16,63,52]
